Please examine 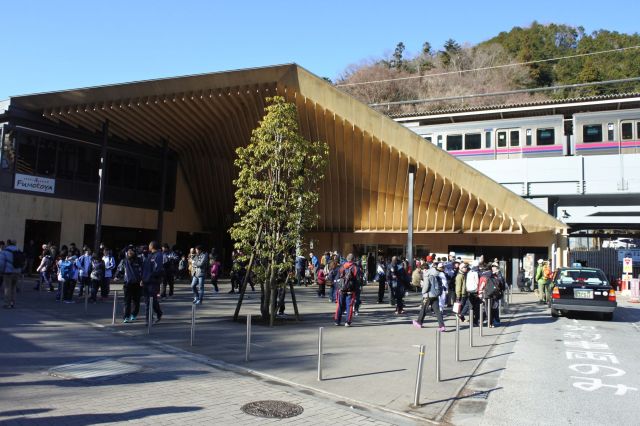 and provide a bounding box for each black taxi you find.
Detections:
[549,265,617,320]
